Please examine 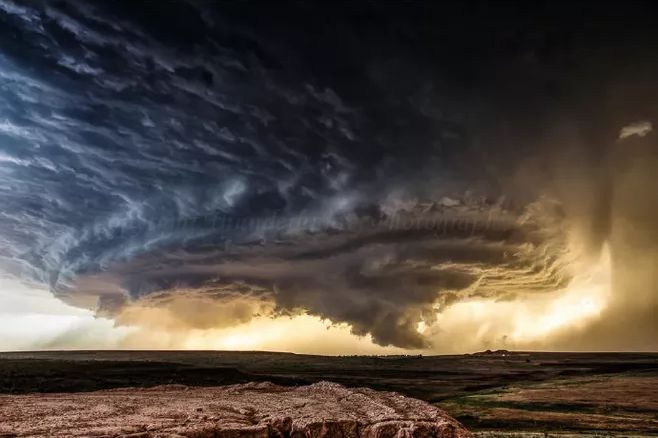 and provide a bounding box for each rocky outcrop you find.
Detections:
[0,381,472,438]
